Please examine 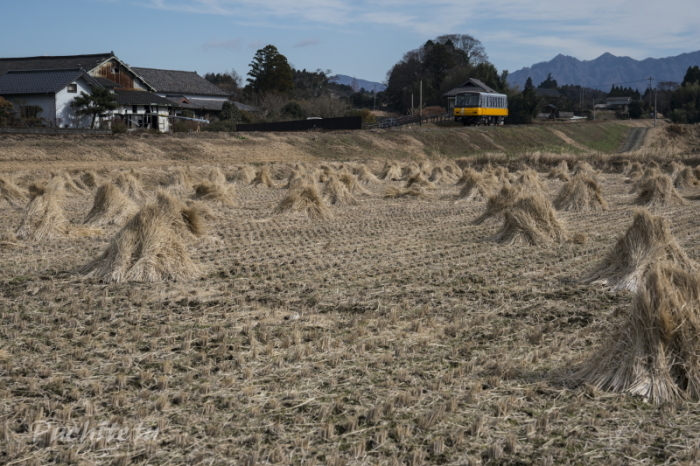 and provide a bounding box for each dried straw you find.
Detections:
[379,161,403,181]
[252,165,277,188]
[339,173,370,195]
[232,166,257,184]
[489,194,567,246]
[274,183,331,220]
[16,183,68,241]
[0,174,27,209]
[455,169,498,202]
[84,183,139,226]
[472,183,522,225]
[674,167,699,190]
[114,172,146,200]
[581,209,695,292]
[553,175,608,212]
[193,181,236,207]
[323,176,358,205]
[405,173,435,189]
[81,191,205,282]
[635,174,687,207]
[383,186,434,199]
[575,262,700,403]
[355,164,379,184]
[514,169,546,195]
